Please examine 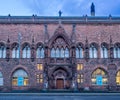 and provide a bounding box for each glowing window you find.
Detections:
[77,64,83,71]
[91,68,108,85]
[116,71,120,85]
[77,74,83,83]
[12,69,28,86]
[37,64,43,71]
